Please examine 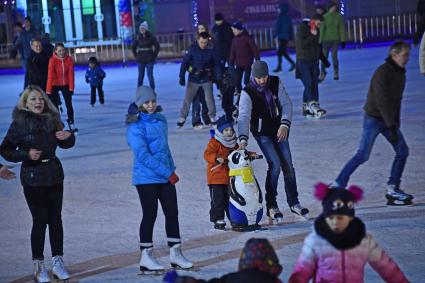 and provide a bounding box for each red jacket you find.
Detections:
[204,138,238,185]
[229,30,260,68]
[46,54,75,94]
